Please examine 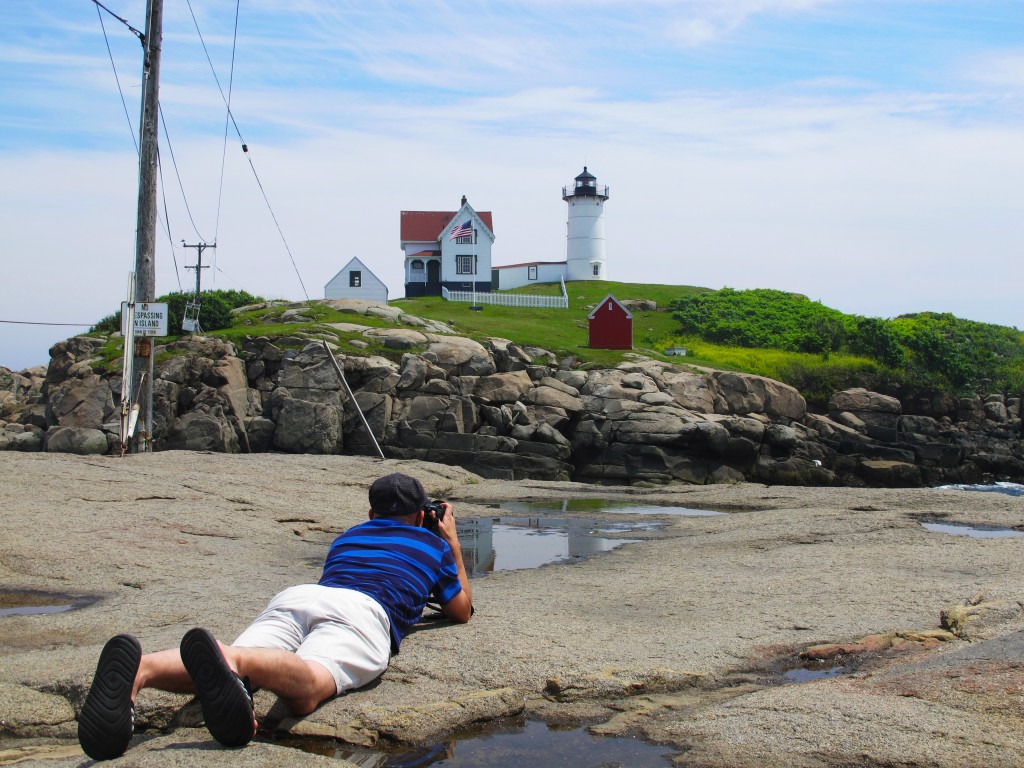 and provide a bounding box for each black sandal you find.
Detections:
[78,634,142,761]
[180,627,255,748]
